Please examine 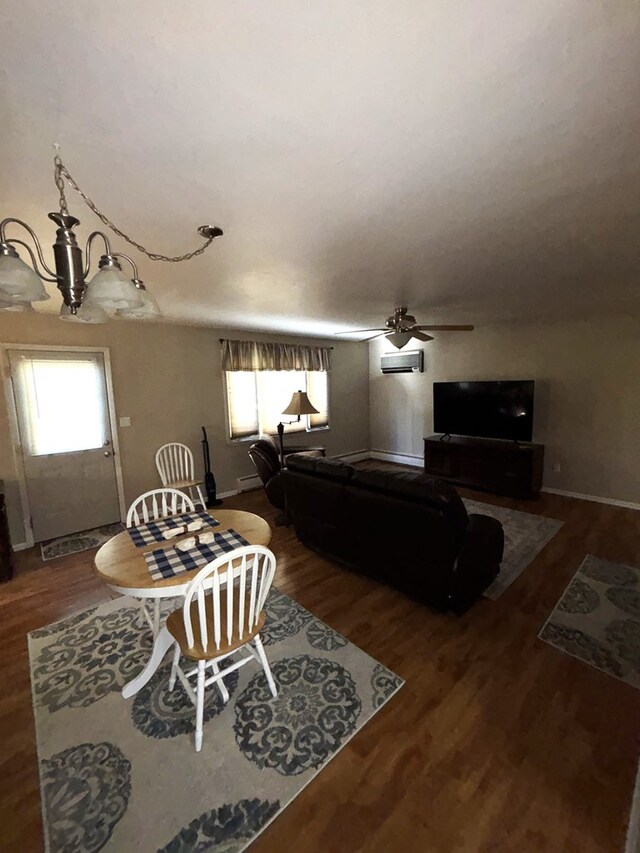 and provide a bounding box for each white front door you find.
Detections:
[8,349,121,542]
